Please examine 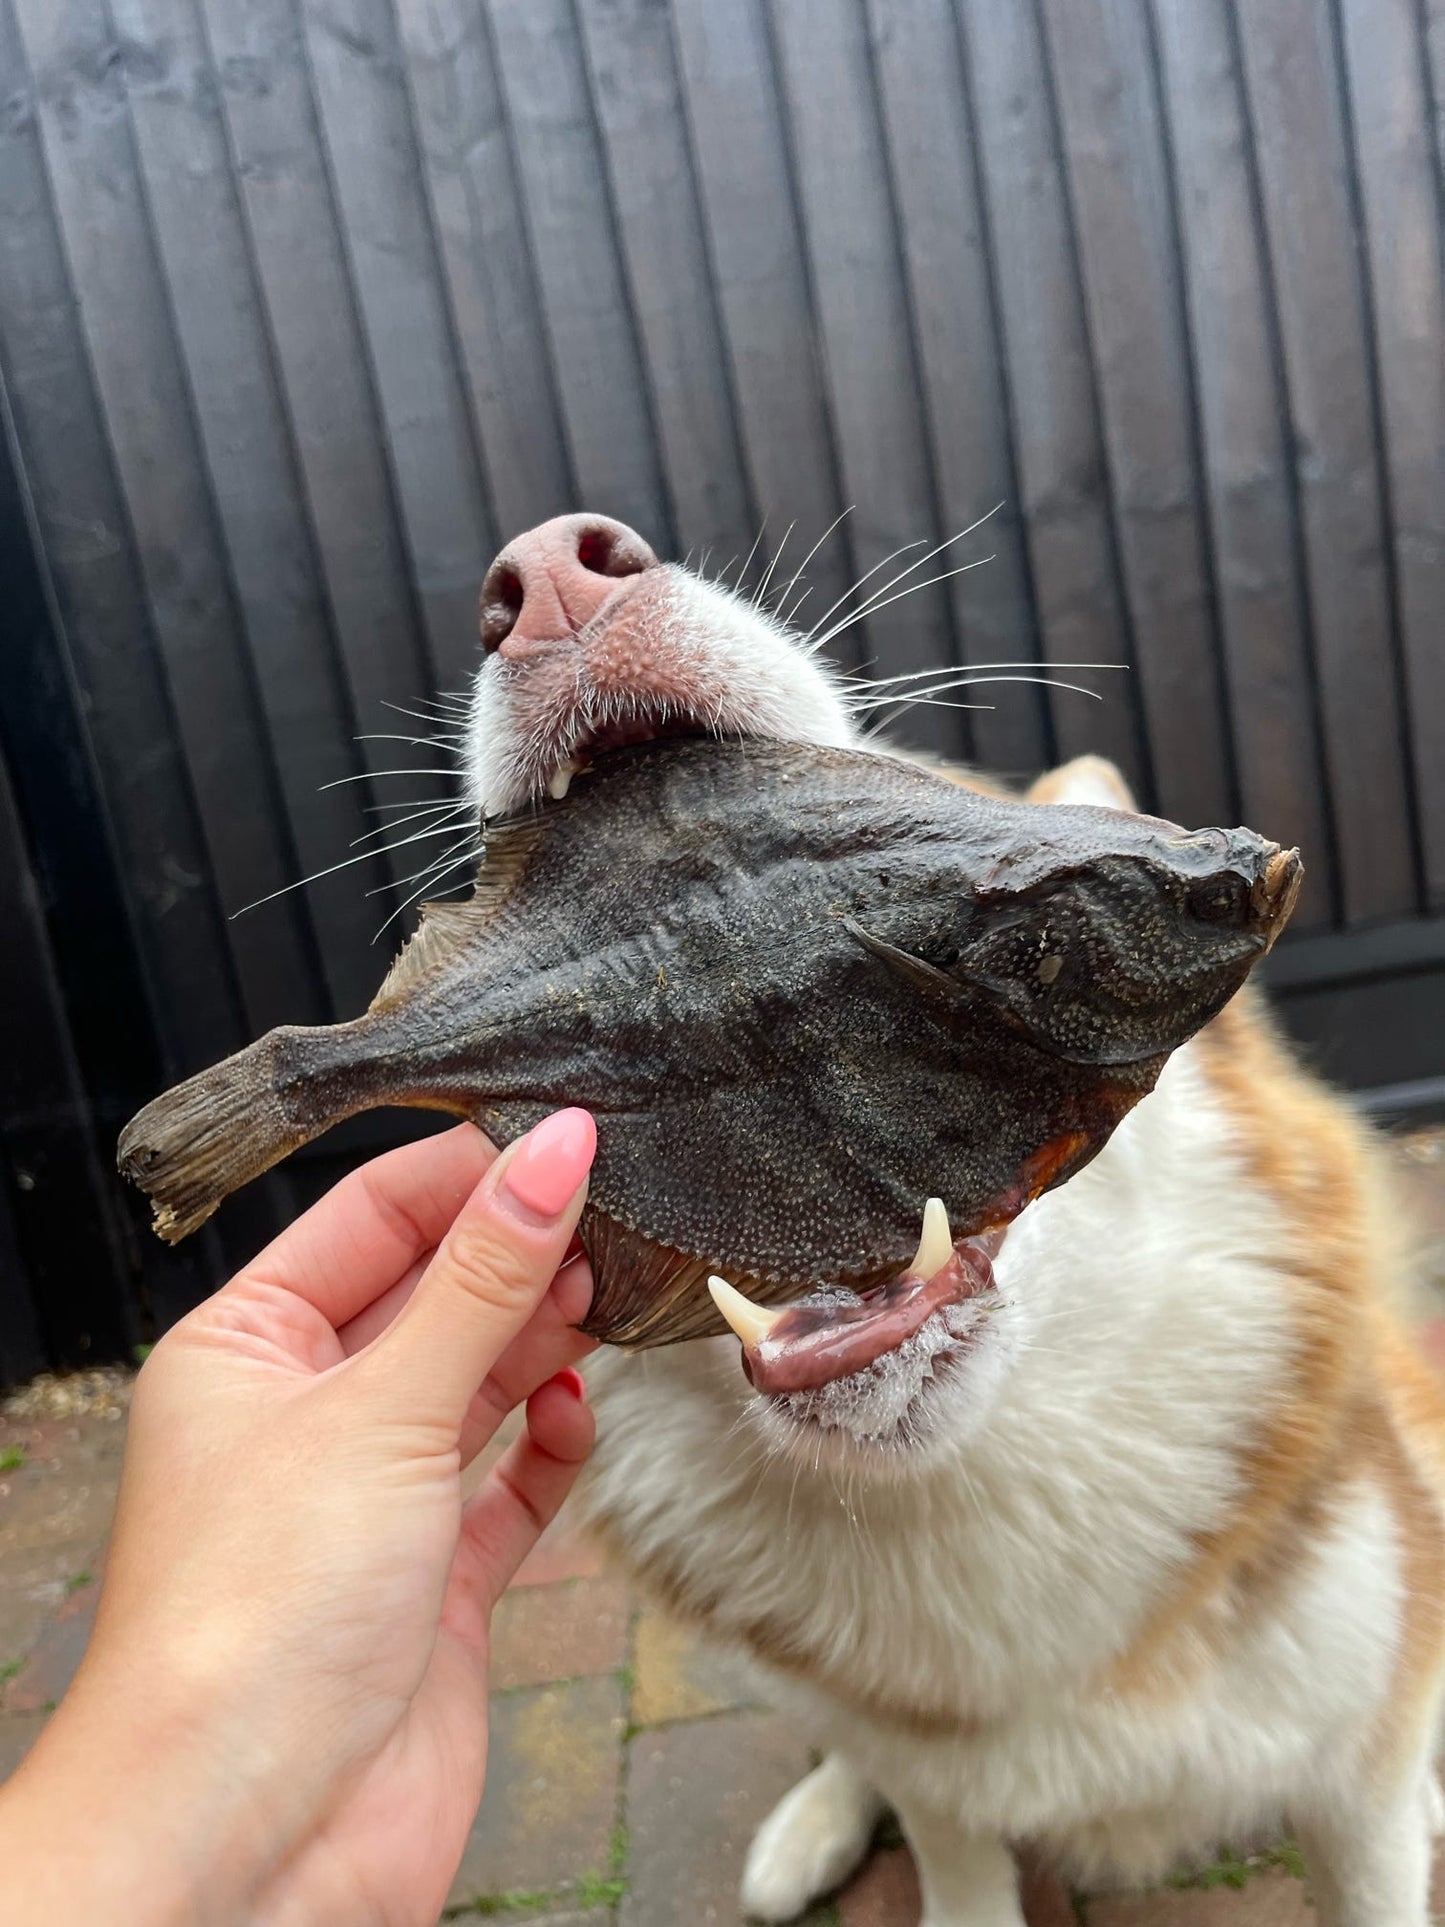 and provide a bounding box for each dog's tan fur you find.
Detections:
[464,529,1445,1924]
